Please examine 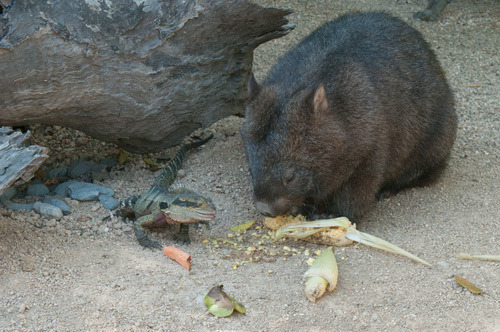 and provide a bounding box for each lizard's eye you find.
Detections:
[159,202,169,209]
[172,198,200,208]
